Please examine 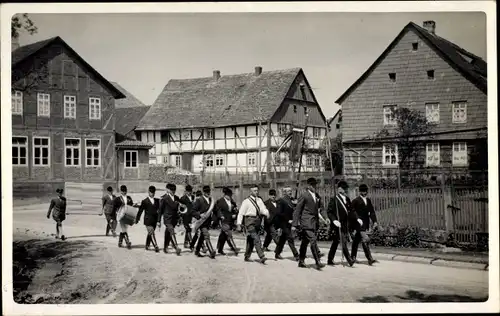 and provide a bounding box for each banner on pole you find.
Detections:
[289,127,304,163]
